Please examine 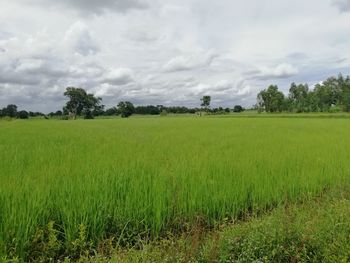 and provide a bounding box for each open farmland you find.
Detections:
[1,116,350,260]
